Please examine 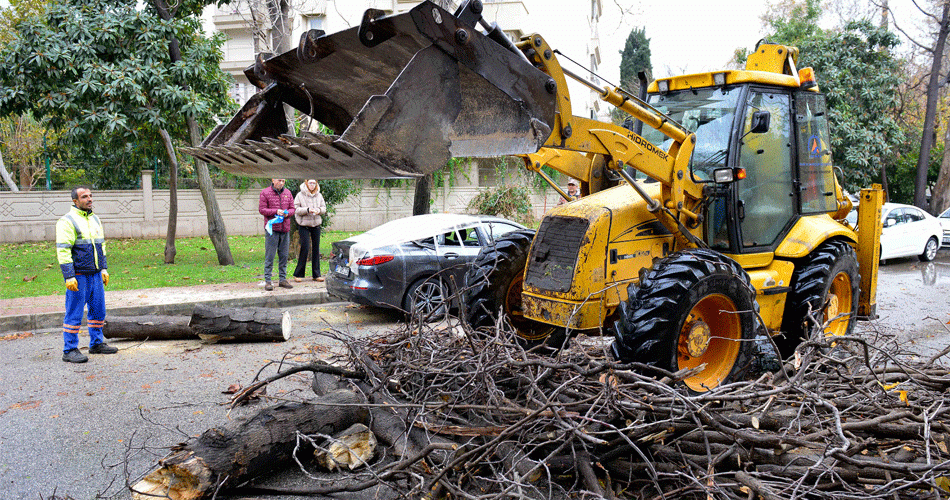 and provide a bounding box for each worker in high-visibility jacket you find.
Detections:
[56,186,118,363]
